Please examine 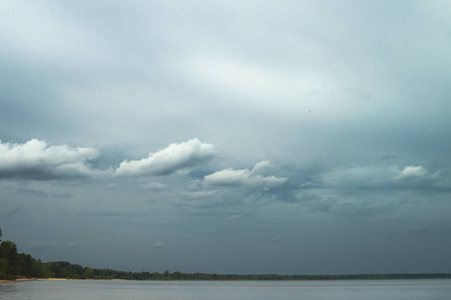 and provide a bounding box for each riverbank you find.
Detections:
[2,273,451,283]
[0,278,40,283]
